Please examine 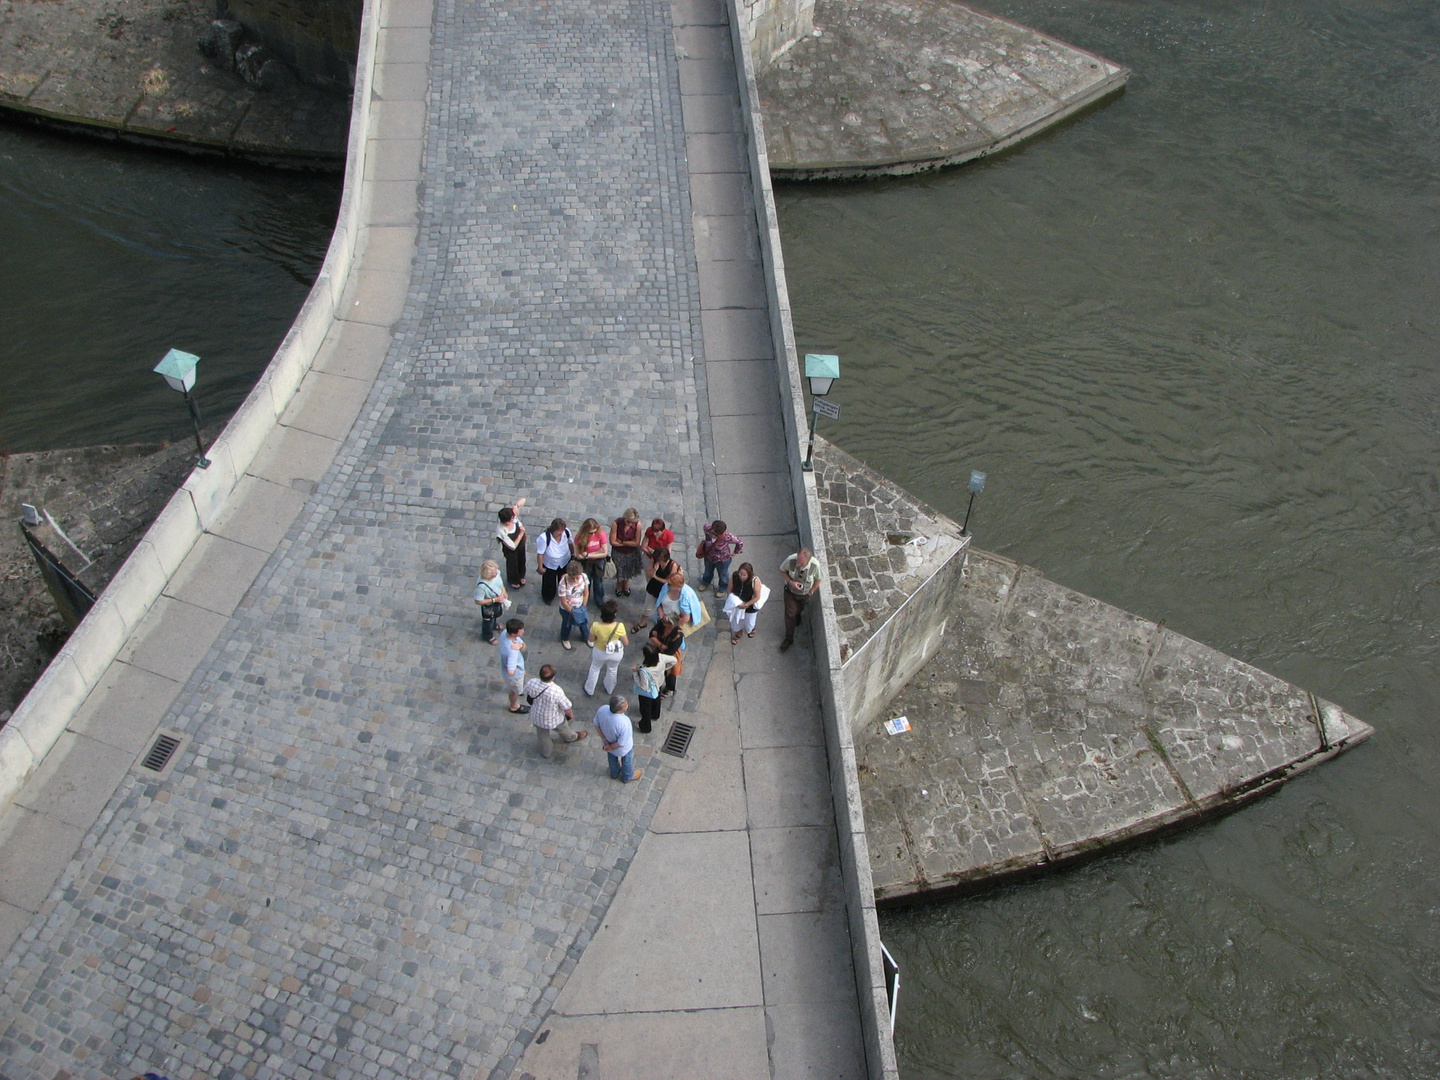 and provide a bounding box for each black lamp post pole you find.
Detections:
[802,406,821,471]
[183,389,211,469]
